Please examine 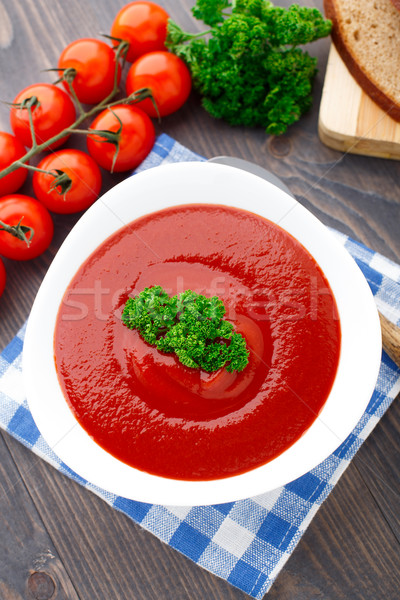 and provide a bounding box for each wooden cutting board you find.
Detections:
[318,44,400,160]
